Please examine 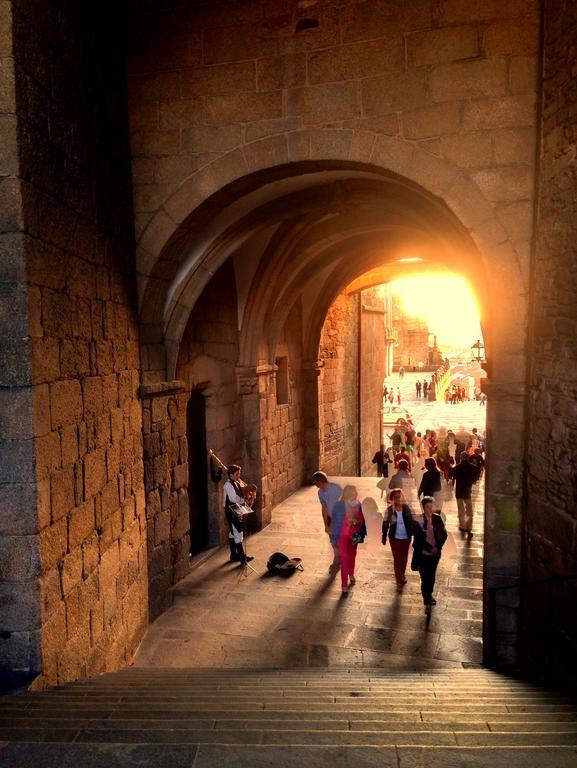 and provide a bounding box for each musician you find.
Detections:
[224,464,254,565]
